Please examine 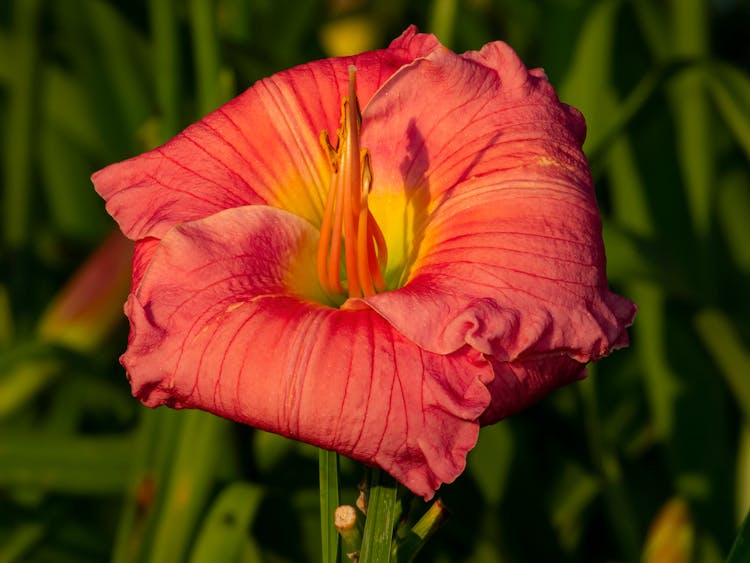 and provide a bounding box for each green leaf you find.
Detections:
[39,123,110,241]
[727,506,750,563]
[3,0,42,248]
[144,411,233,563]
[578,374,642,561]
[550,463,601,550]
[467,423,514,505]
[668,0,712,239]
[707,62,750,163]
[0,286,12,346]
[52,0,150,156]
[428,0,457,48]
[110,408,181,563]
[587,61,689,169]
[693,310,750,421]
[392,499,448,562]
[0,433,133,494]
[717,168,750,274]
[0,523,45,563]
[600,99,654,236]
[559,0,622,151]
[189,0,228,116]
[41,65,104,155]
[626,290,680,448]
[0,358,60,420]
[38,66,110,237]
[253,430,297,475]
[149,0,181,142]
[318,449,340,563]
[631,0,670,59]
[84,0,151,138]
[0,31,11,83]
[602,219,693,296]
[360,469,400,563]
[189,482,265,563]
[738,425,750,526]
